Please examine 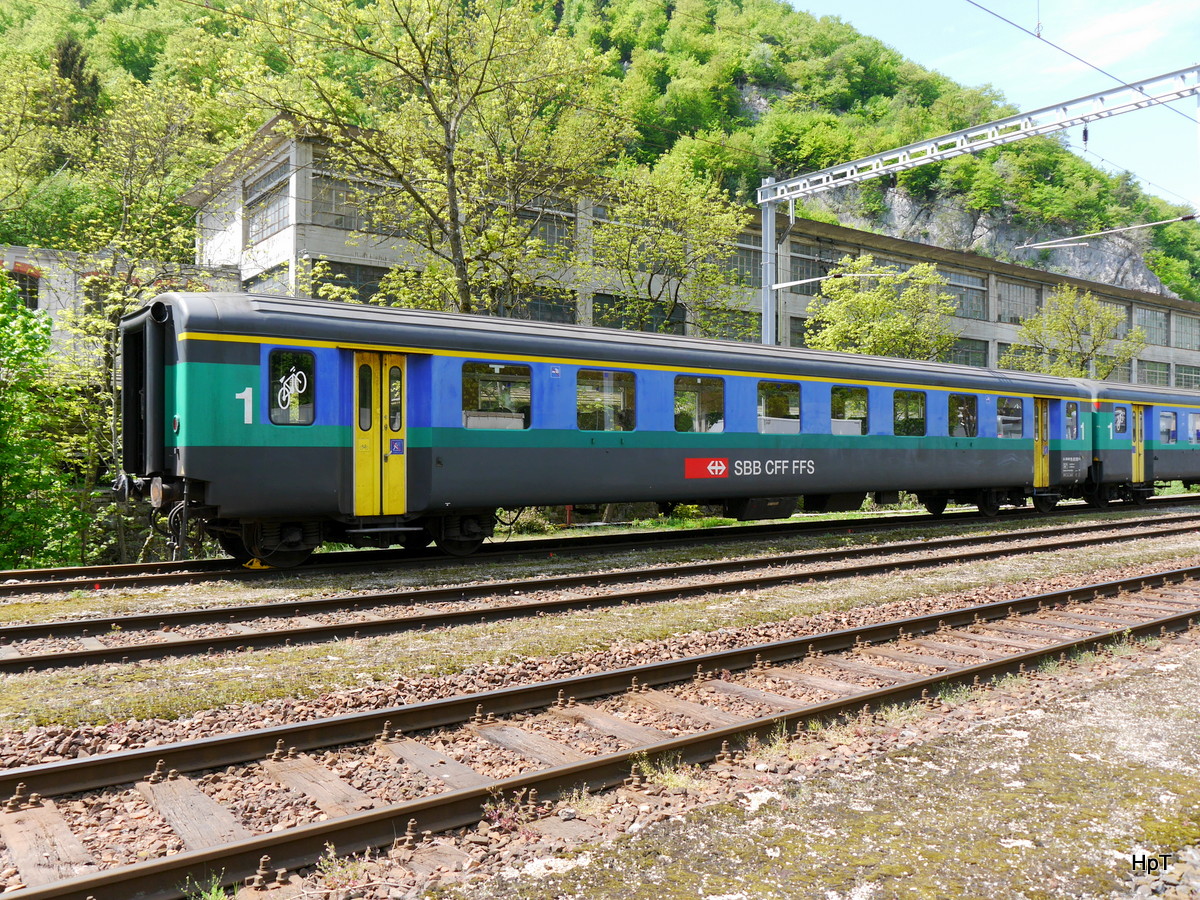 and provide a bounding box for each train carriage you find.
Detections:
[116,292,1200,565]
